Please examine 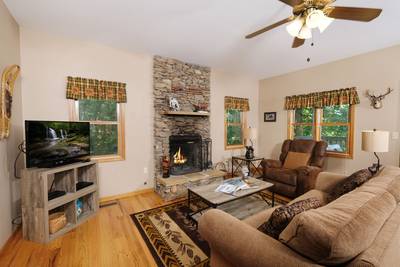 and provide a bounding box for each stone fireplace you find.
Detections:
[153,56,225,200]
[169,134,202,175]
